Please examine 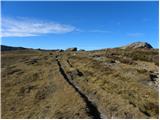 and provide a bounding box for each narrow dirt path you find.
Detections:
[55,56,102,119]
